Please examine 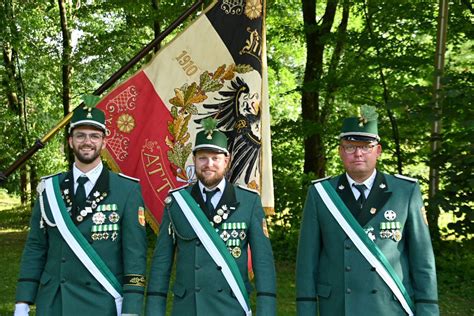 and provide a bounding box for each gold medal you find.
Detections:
[393,230,402,242]
[109,212,120,223]
[232,246,241,258]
